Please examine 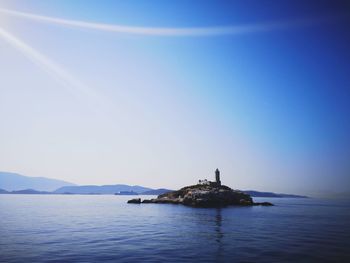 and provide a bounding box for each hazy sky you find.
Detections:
[0,0,349,196]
